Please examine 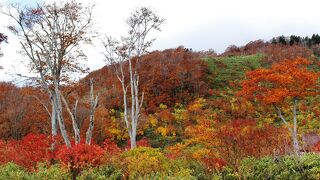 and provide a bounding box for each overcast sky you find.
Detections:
[0,0,320,82]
